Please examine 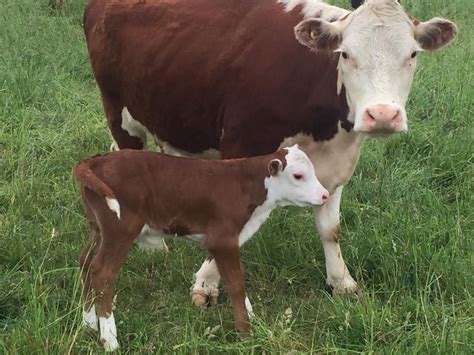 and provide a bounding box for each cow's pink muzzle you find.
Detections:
[361,104,405,133]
